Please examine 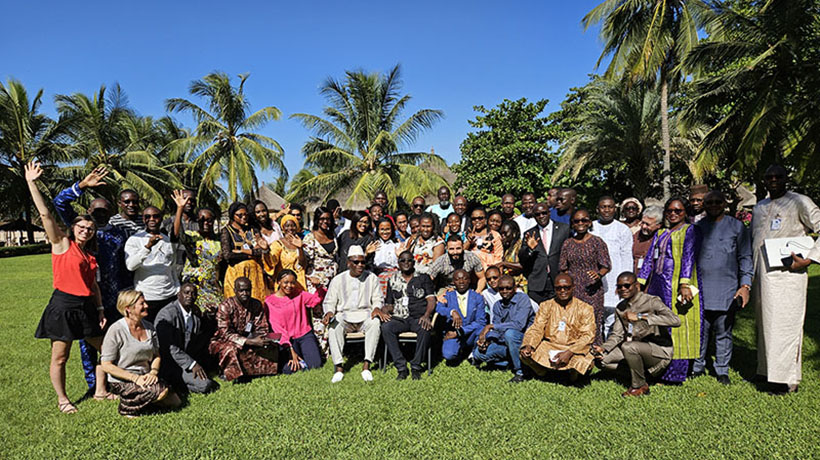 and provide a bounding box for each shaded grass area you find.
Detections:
[1,254,818,459]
